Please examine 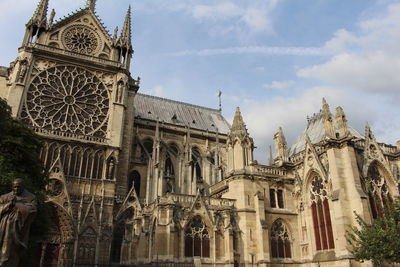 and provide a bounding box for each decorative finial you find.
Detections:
[118,5,132,48]
[49,9,55,26]
[28,0,49,29]
[218,90,222,111]
[86,0,96,11]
